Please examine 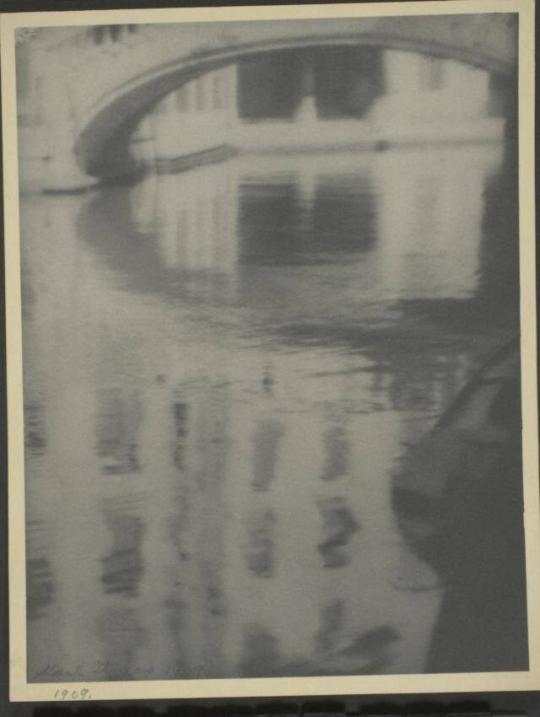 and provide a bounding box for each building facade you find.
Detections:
[15,31,507,192]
